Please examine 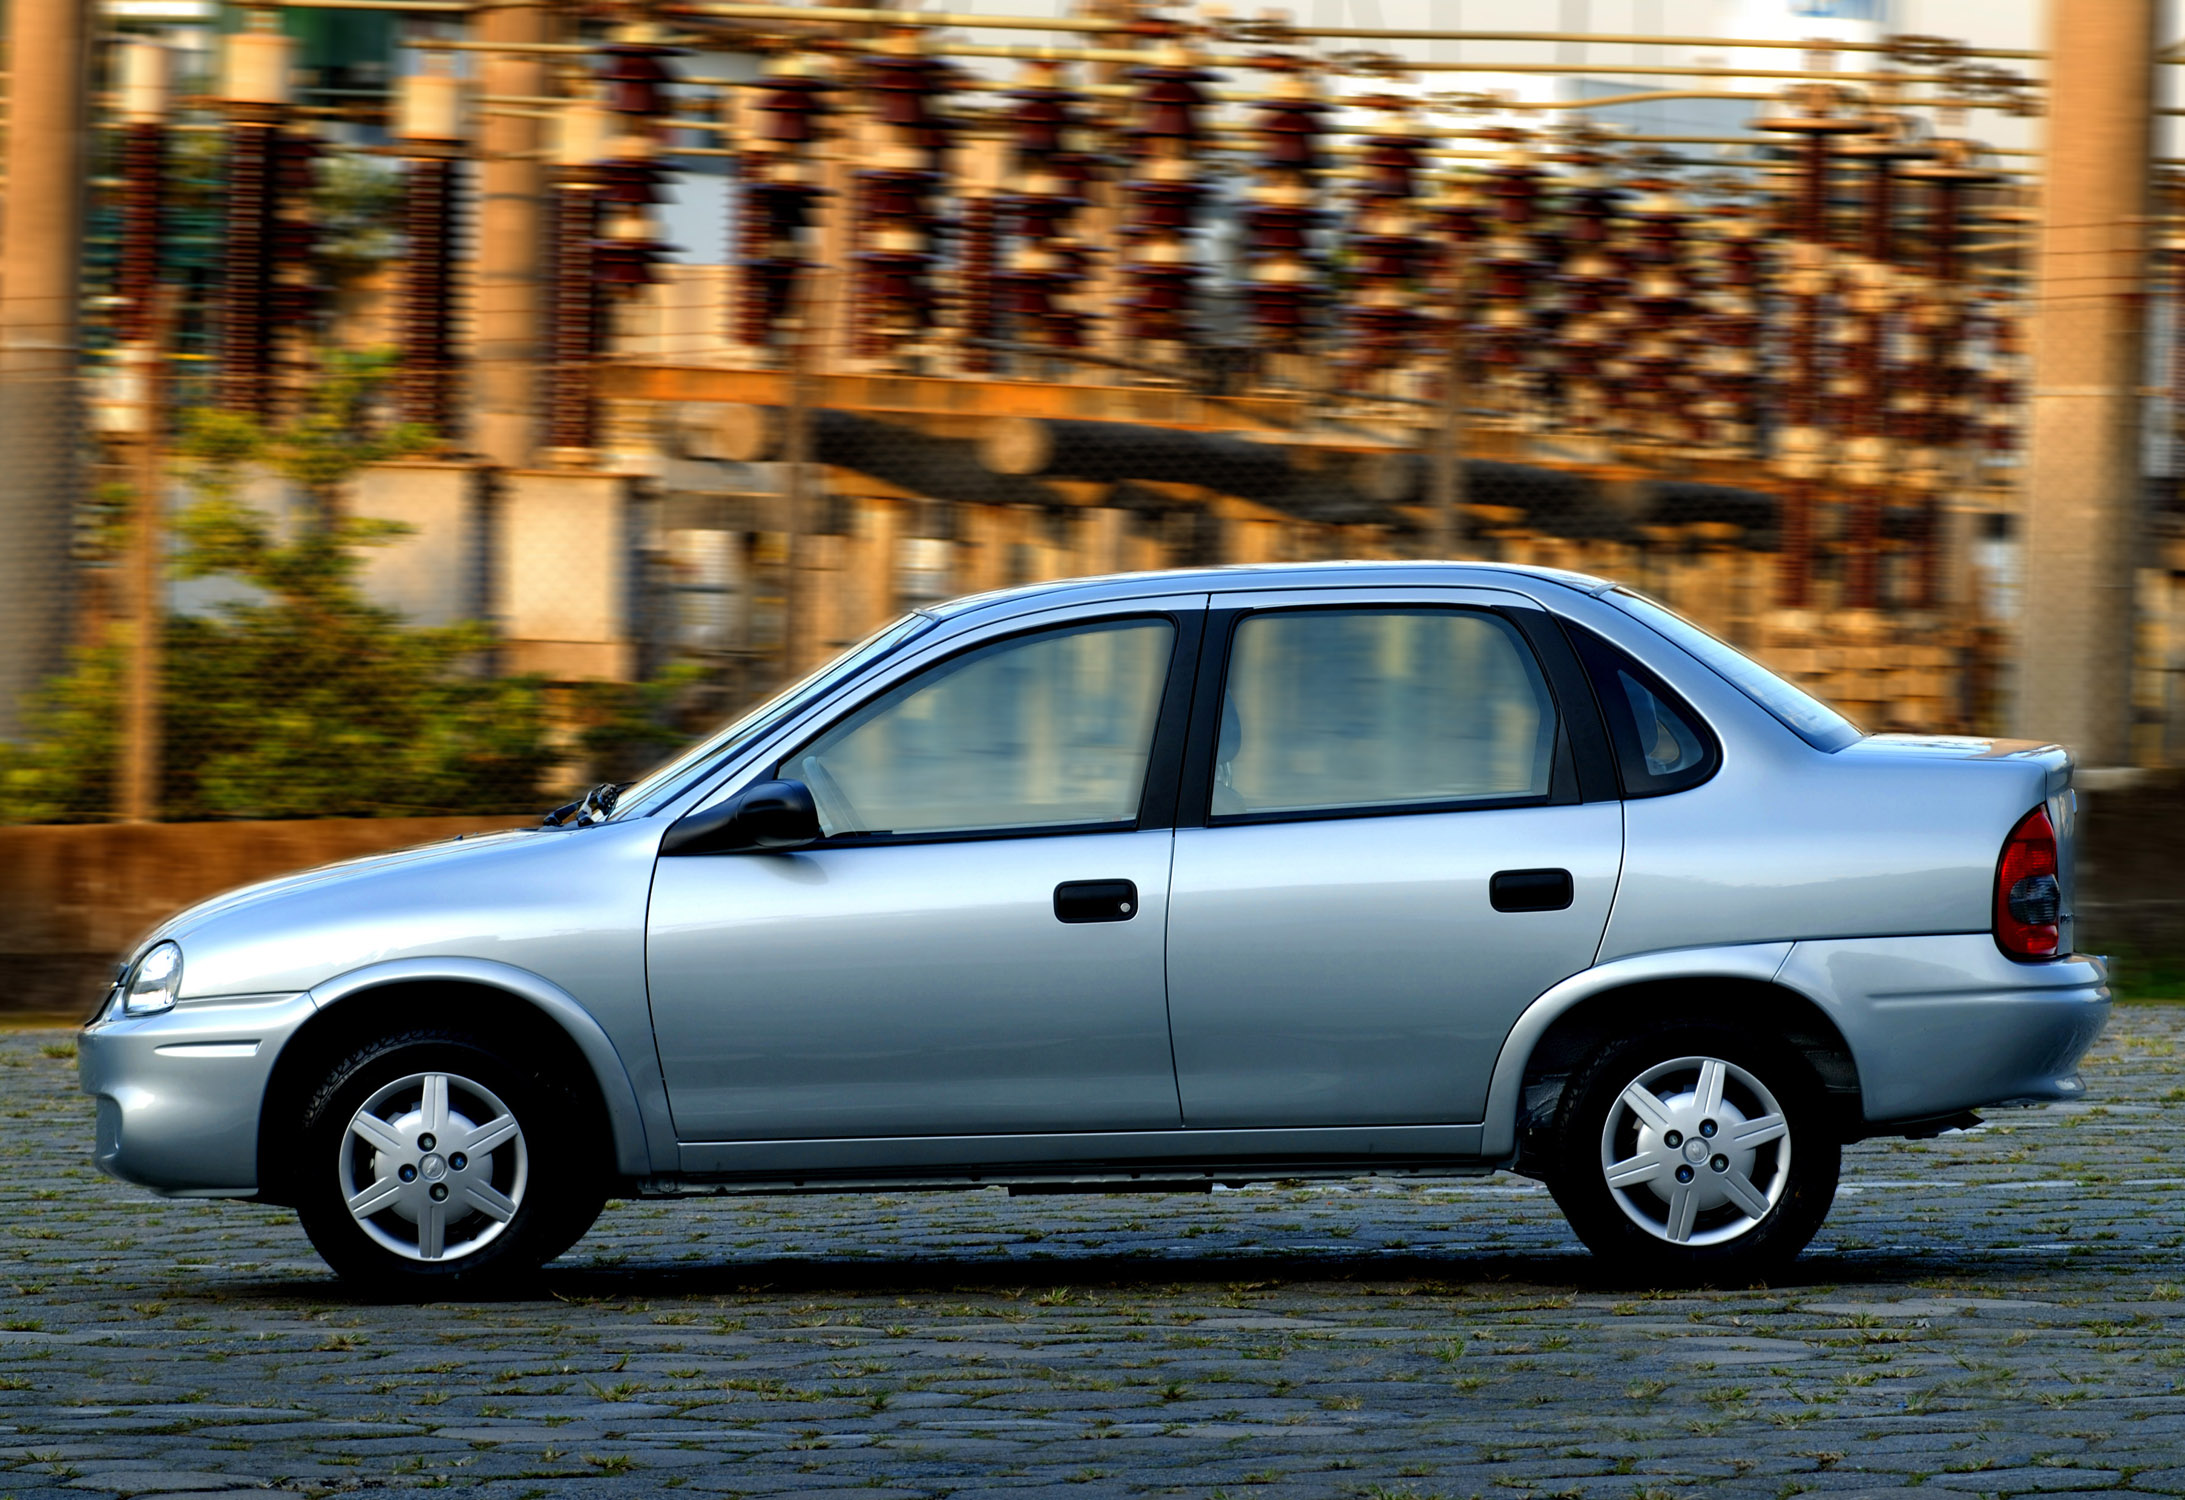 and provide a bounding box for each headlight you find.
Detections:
[123,941,183,1017]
